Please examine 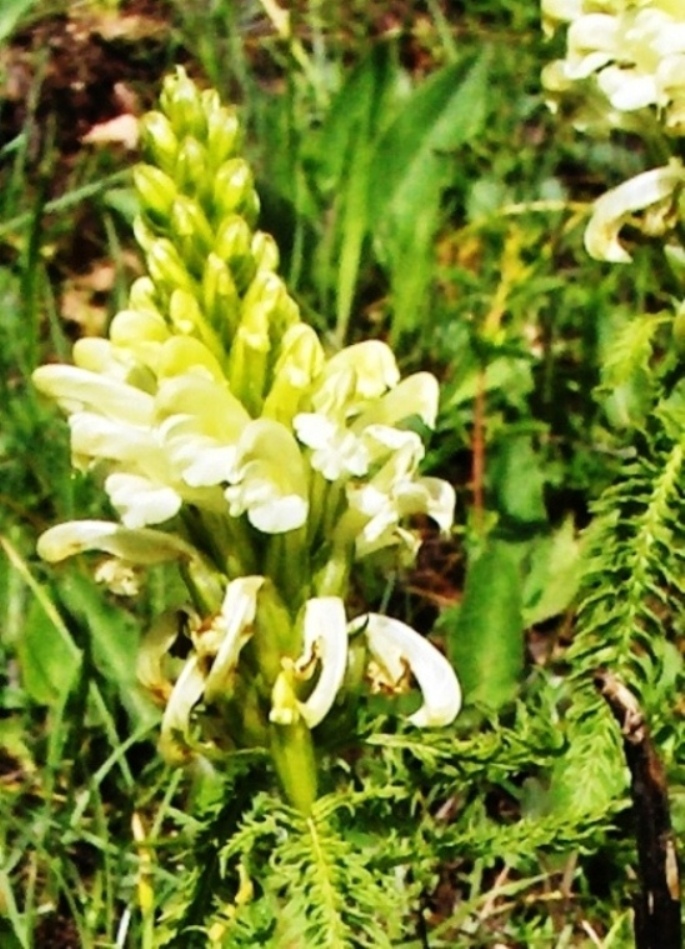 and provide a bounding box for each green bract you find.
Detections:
[33,67,460,812]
